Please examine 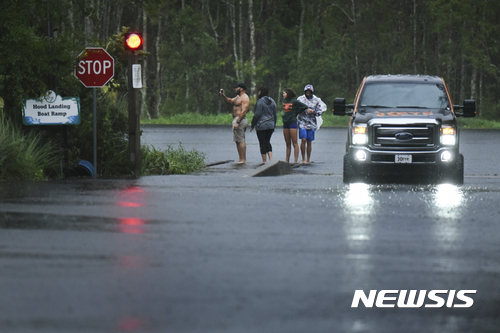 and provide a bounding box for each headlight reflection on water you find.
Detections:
[431,184,466,250]
[343,183,375,258]
[344,183,374,215]
[433,184,464,219]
